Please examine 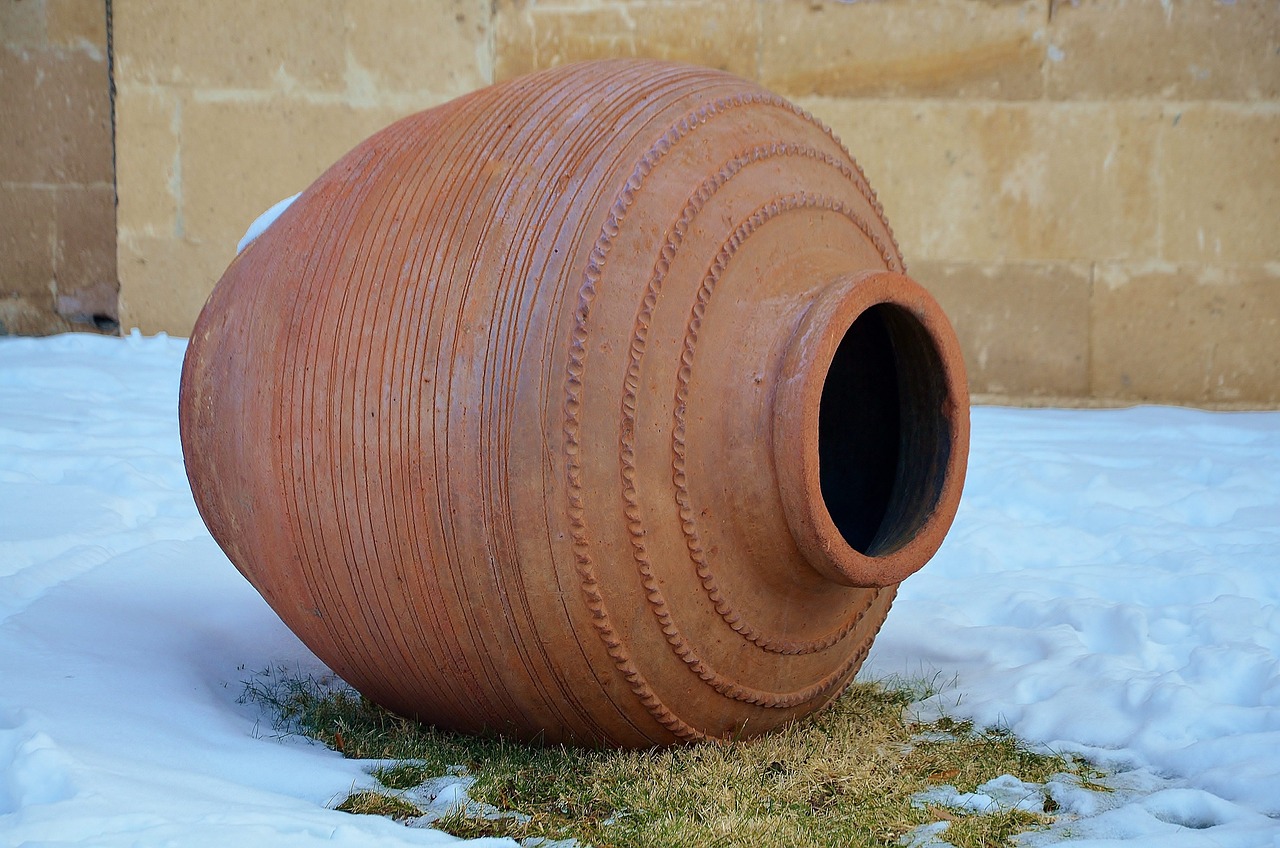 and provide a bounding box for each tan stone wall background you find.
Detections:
[1,0,118,335]
[9,0,1280,406]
